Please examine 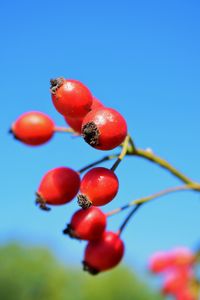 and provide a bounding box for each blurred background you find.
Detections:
[1,0,200,299]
